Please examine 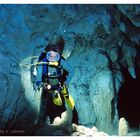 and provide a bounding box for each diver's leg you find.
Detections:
[38,87,49,126]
